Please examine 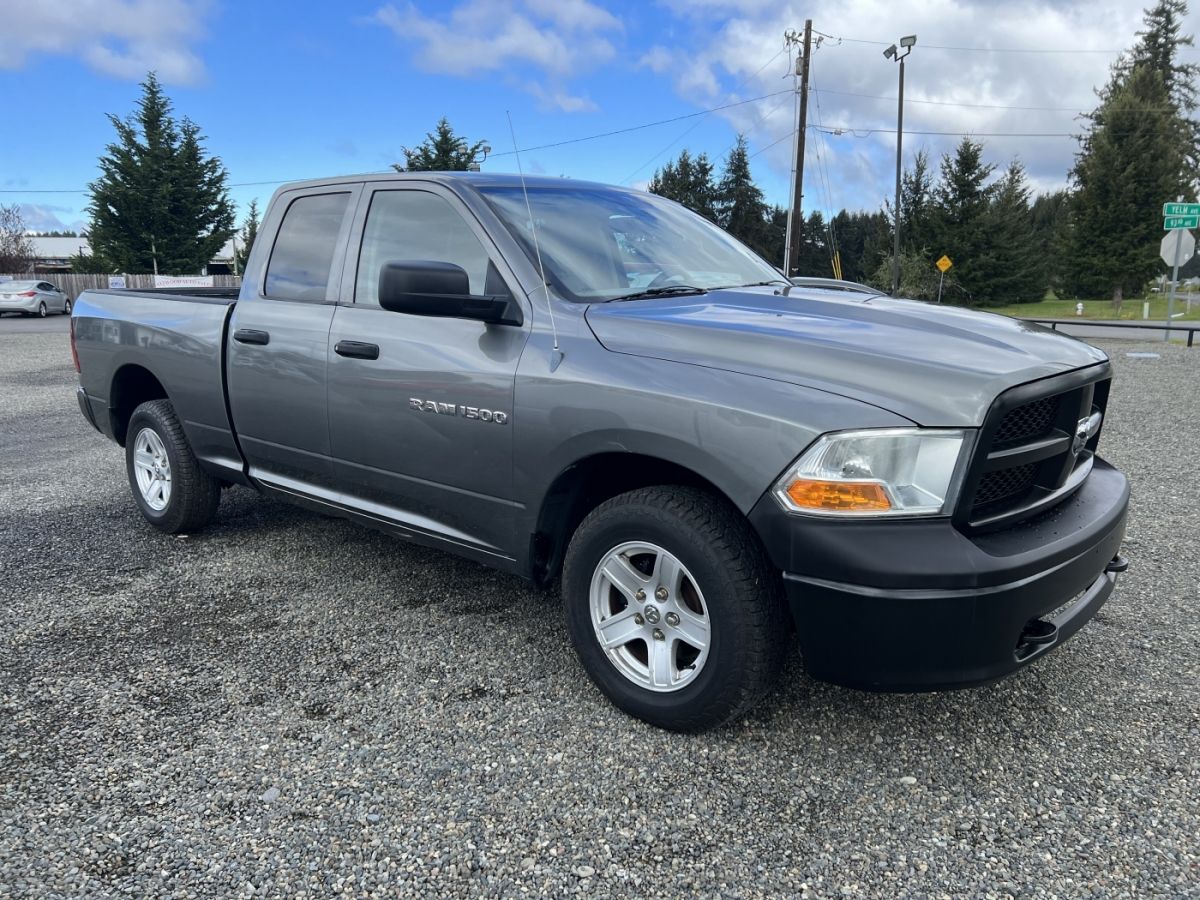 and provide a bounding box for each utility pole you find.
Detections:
[784,20,812,278]
[884,35,917,296]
